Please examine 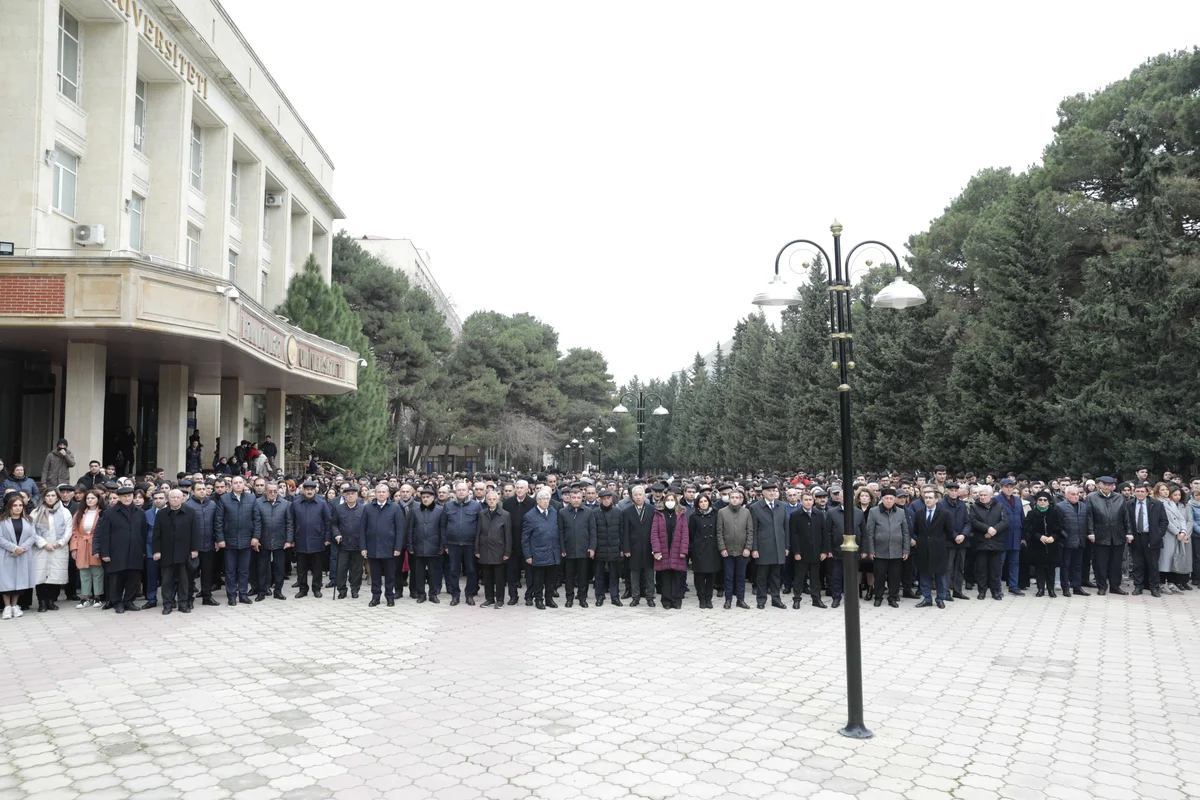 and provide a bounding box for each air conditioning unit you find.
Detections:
[73,224,105,246]
[264,193,284,208]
